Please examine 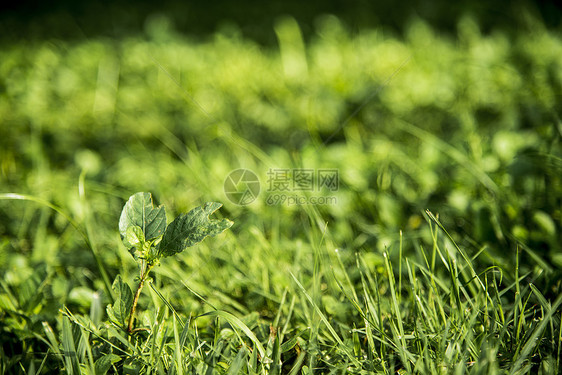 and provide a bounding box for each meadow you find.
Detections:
[0,13,561,374]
